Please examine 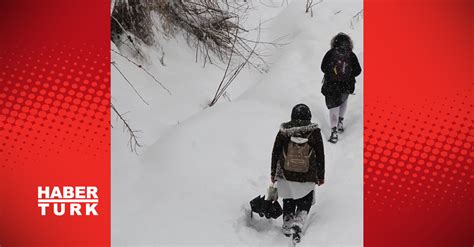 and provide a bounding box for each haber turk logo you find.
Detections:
[37,186,99,216]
